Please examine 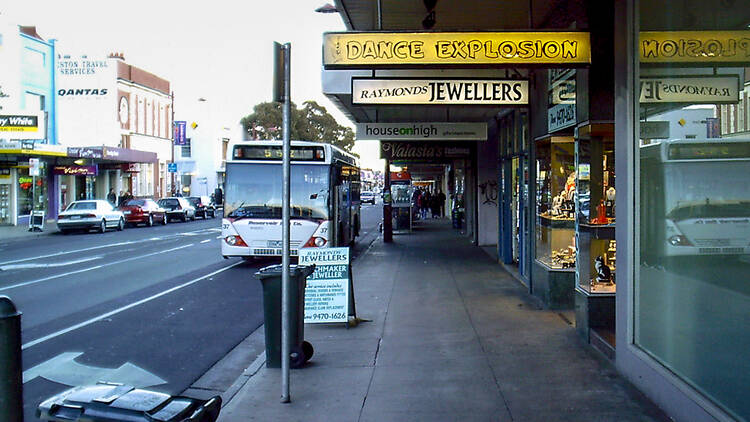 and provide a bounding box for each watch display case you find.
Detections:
[535,136,576,270]
[575,134,616,294]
